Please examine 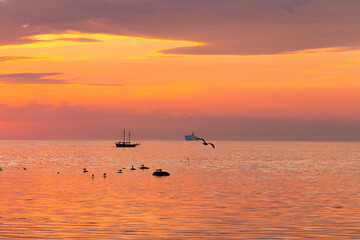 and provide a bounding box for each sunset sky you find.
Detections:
[0,0,359,140]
